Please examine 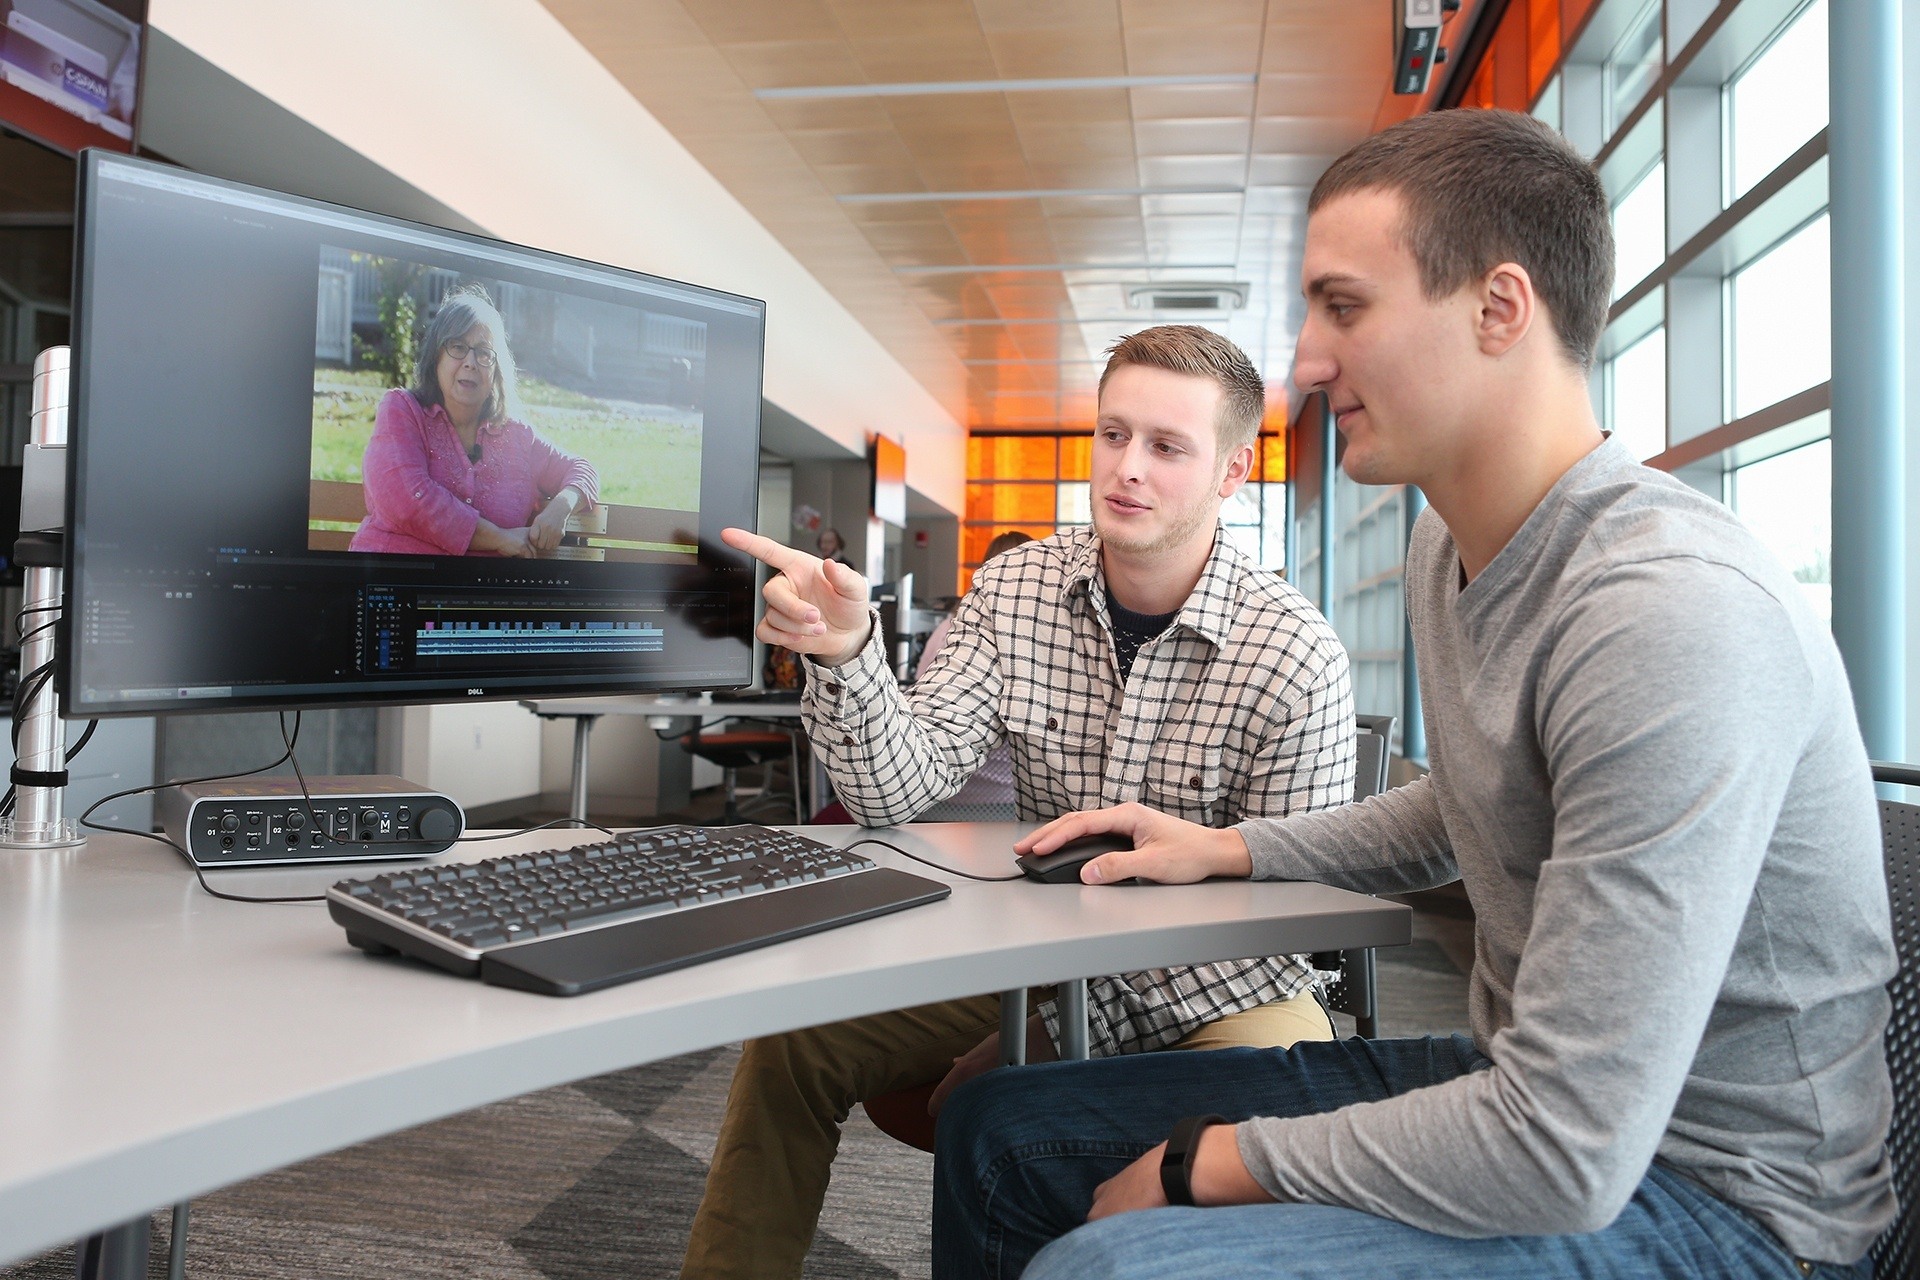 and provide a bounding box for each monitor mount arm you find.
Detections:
[0,346,85,850]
